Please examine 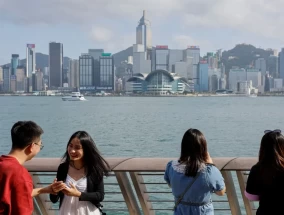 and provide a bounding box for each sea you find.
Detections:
[0,96,282,214]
